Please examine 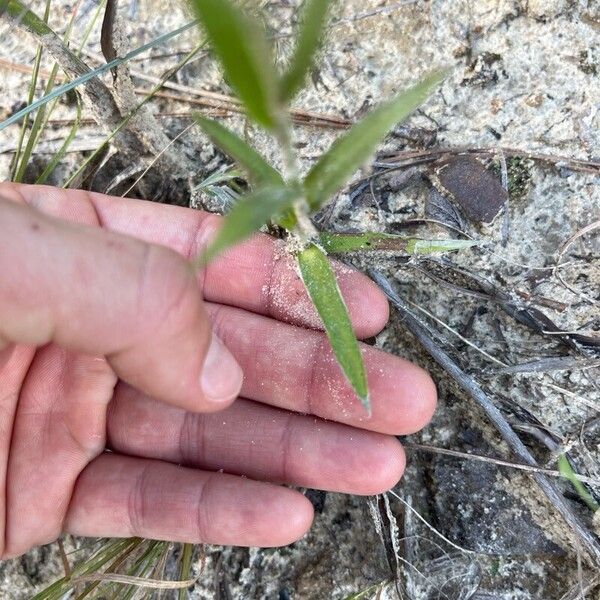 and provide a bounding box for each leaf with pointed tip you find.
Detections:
[194,114,283,186]
[189,0,280,129]
[304,69,448,209]
[280,0,332,102]
[297,244,369,410]
[405,238,483,254]
[199,185,299,264]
